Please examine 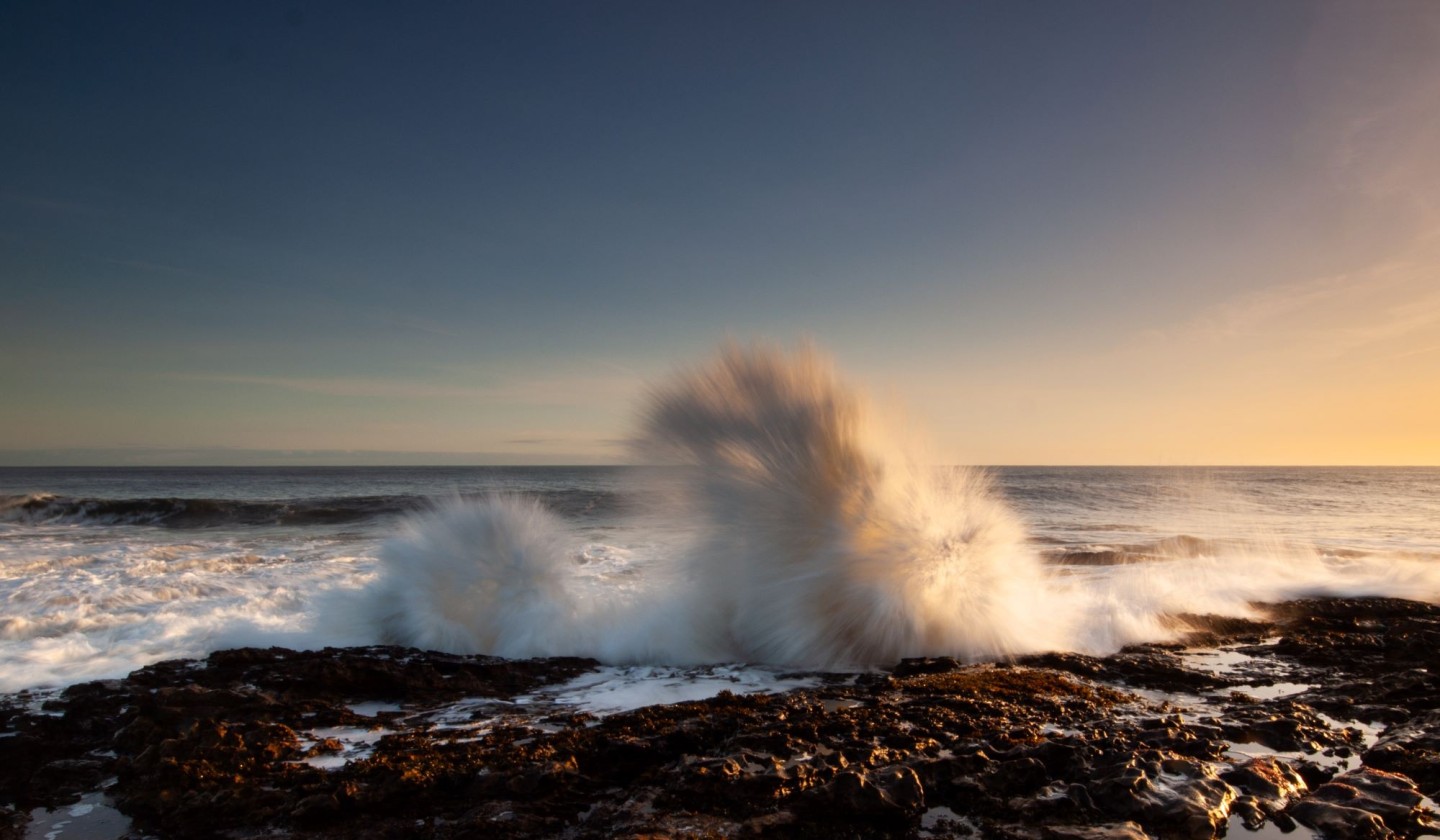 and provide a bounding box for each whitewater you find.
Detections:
[3,343,1439,693]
